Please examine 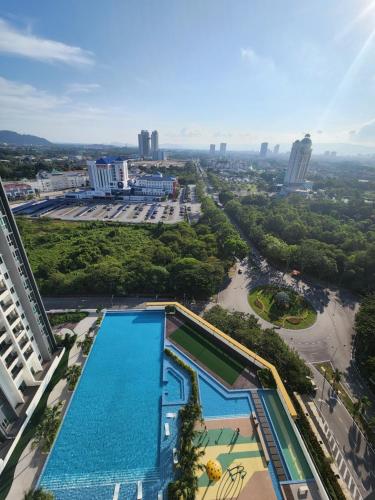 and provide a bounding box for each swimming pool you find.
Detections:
[166,344,253,418]
[260,390,313,481]
[40,311,165,493]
